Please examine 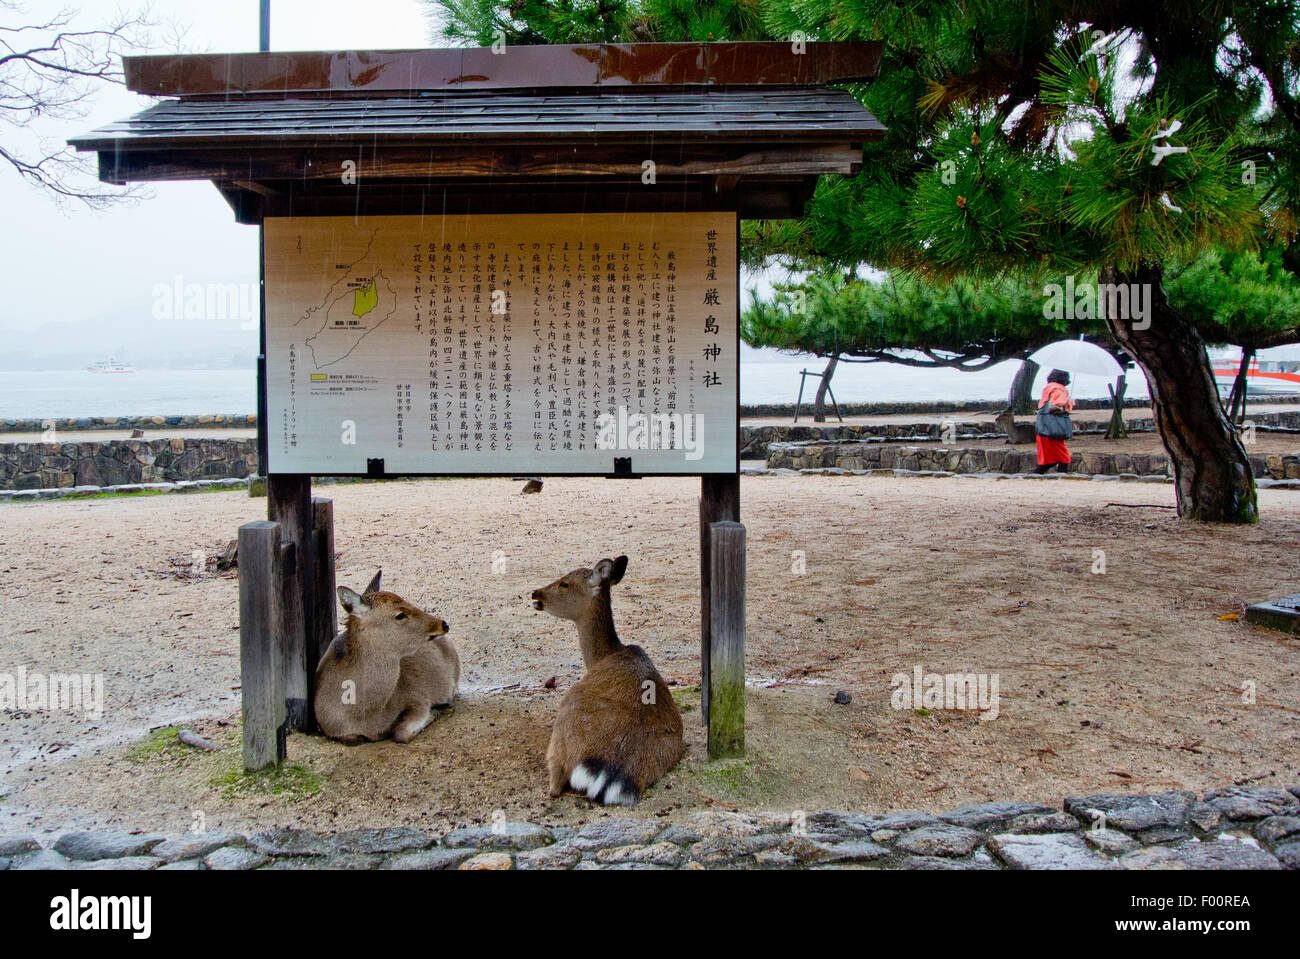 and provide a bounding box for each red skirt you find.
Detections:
[1036,435,1070,465]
